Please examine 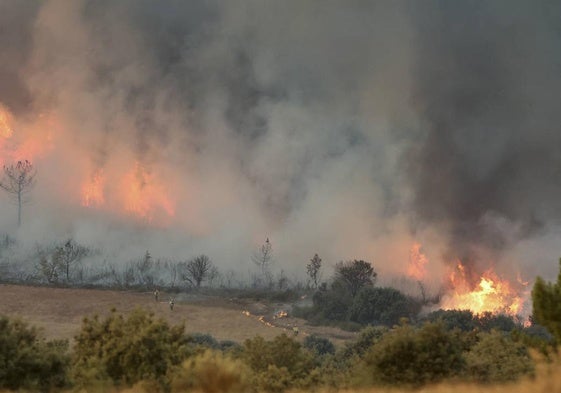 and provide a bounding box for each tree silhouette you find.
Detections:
[182,254,214,287]
[306,253,322,289]
[335,259,377,297]
[252,237,273,278]
[0,160,36,227]
[532,258,561,341]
